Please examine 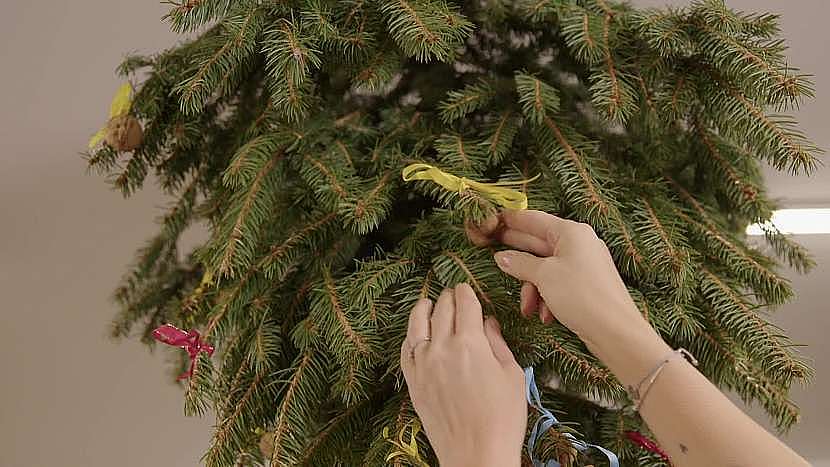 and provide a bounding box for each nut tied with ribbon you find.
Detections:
[89,82,144,152]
